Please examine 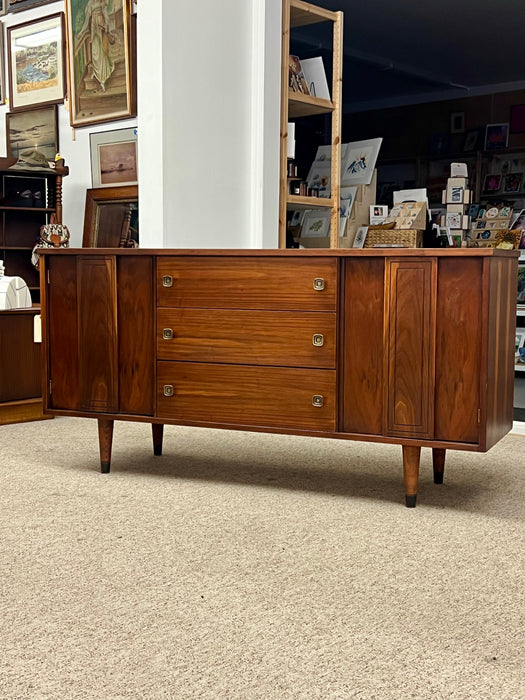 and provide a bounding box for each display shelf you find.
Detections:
[279,0,343,249]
